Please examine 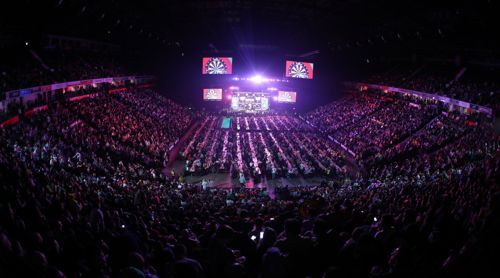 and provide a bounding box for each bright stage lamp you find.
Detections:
[250,75,264,84]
